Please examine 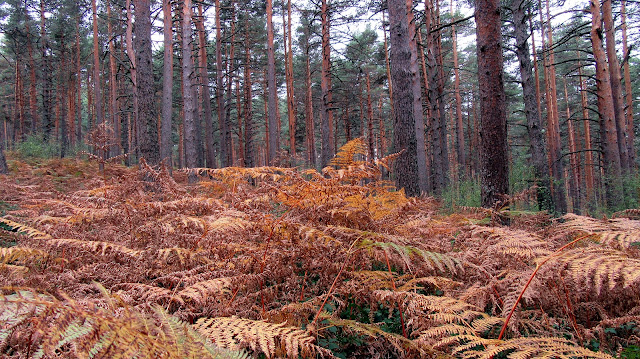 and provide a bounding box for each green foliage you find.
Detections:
[13,135,60,160]
[442,178,481,209]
